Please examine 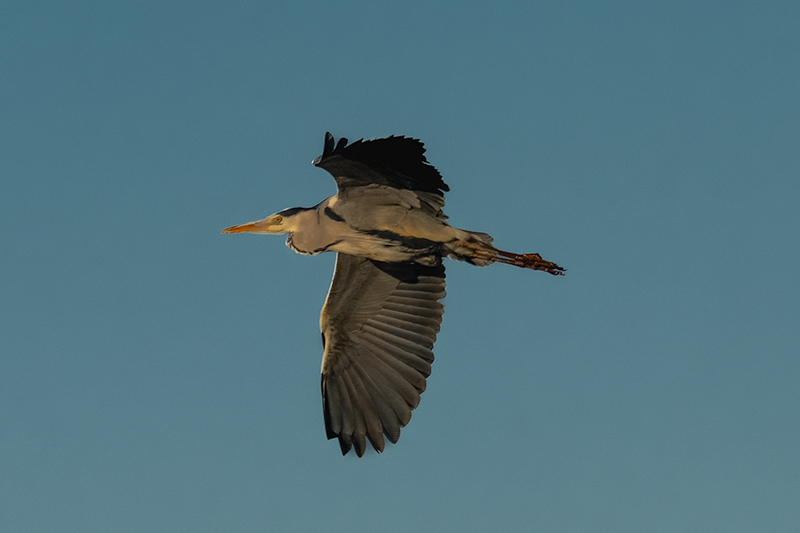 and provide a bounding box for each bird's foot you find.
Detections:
[492,249,566,275]
[518,253,566,275]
